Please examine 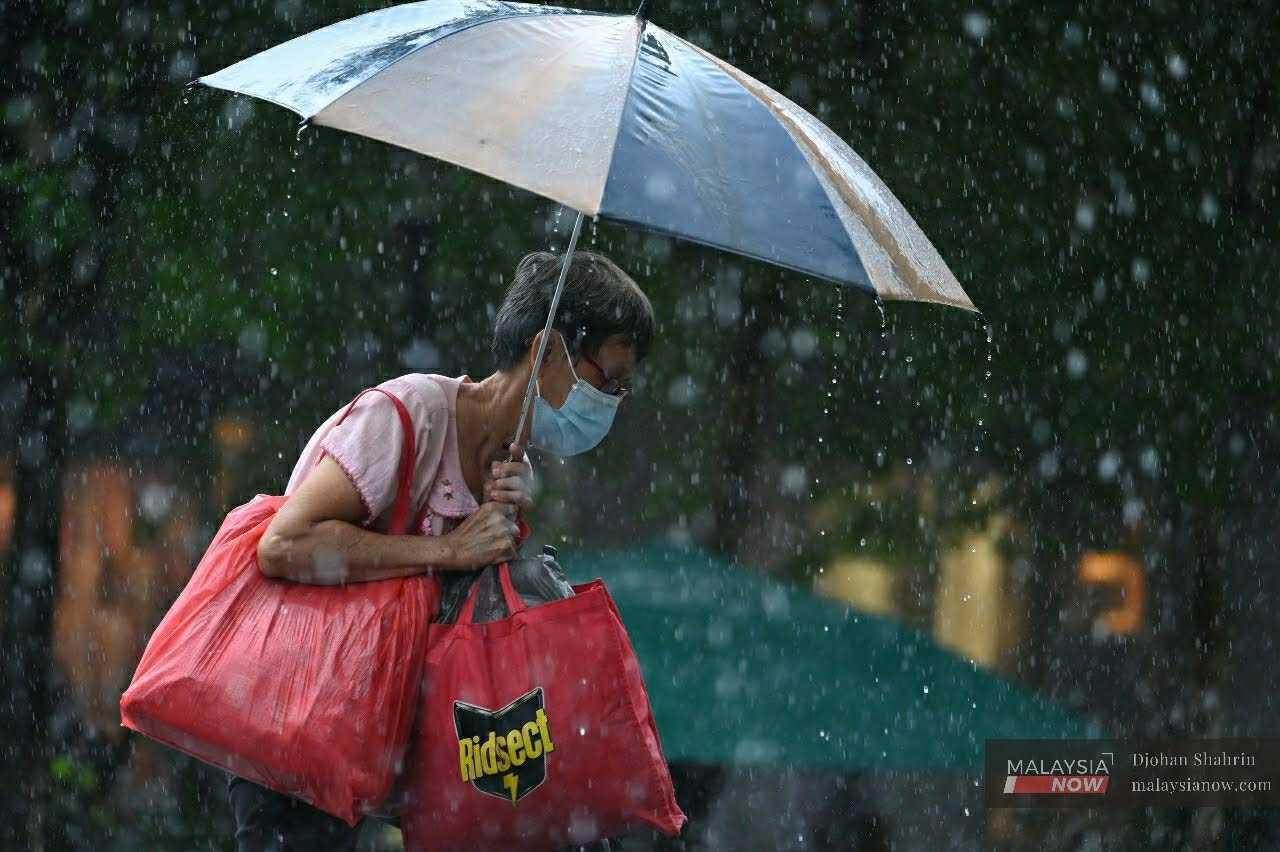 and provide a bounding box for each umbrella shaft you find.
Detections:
[510,210,586,457]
